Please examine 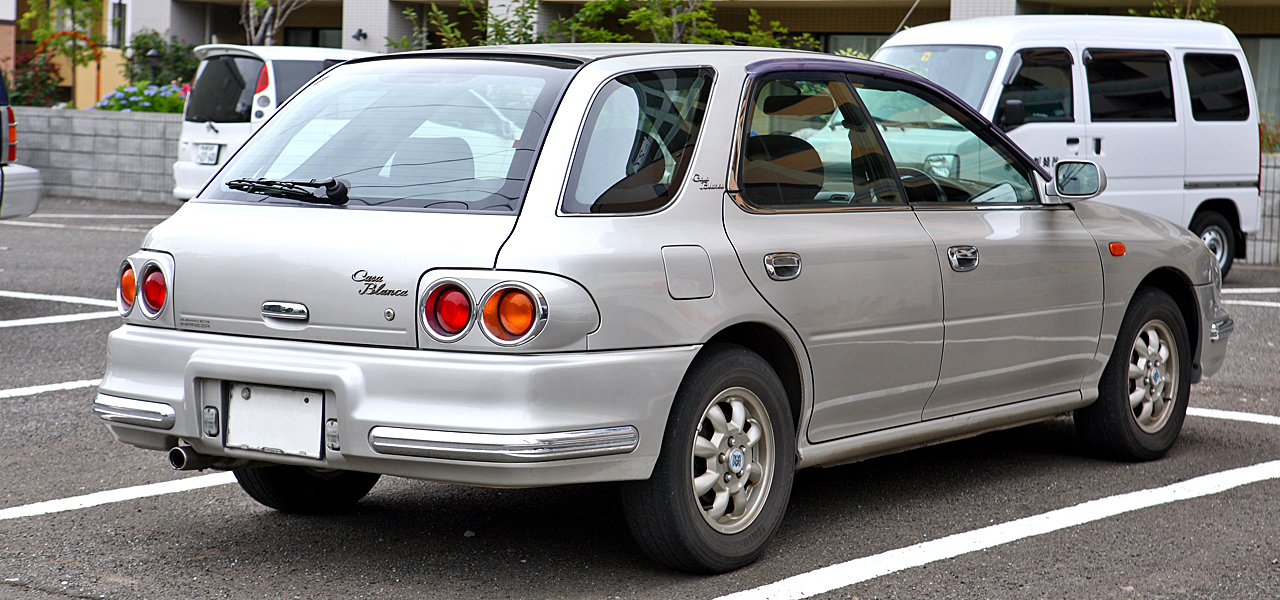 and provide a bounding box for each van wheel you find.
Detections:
[1076,288,1190,461]
[235,466,380,514]
[621,344,795,573]
[1190,212,1235,277]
